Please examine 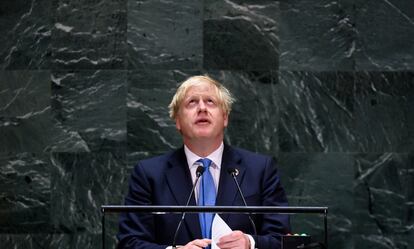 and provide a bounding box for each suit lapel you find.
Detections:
[215,145,245,221]
[164,145,246,239]
[165,148,202,239]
